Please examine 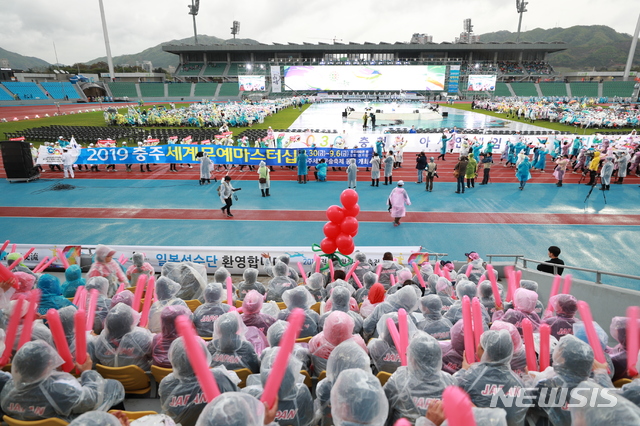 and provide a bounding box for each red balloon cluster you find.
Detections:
[321,189,360,255]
